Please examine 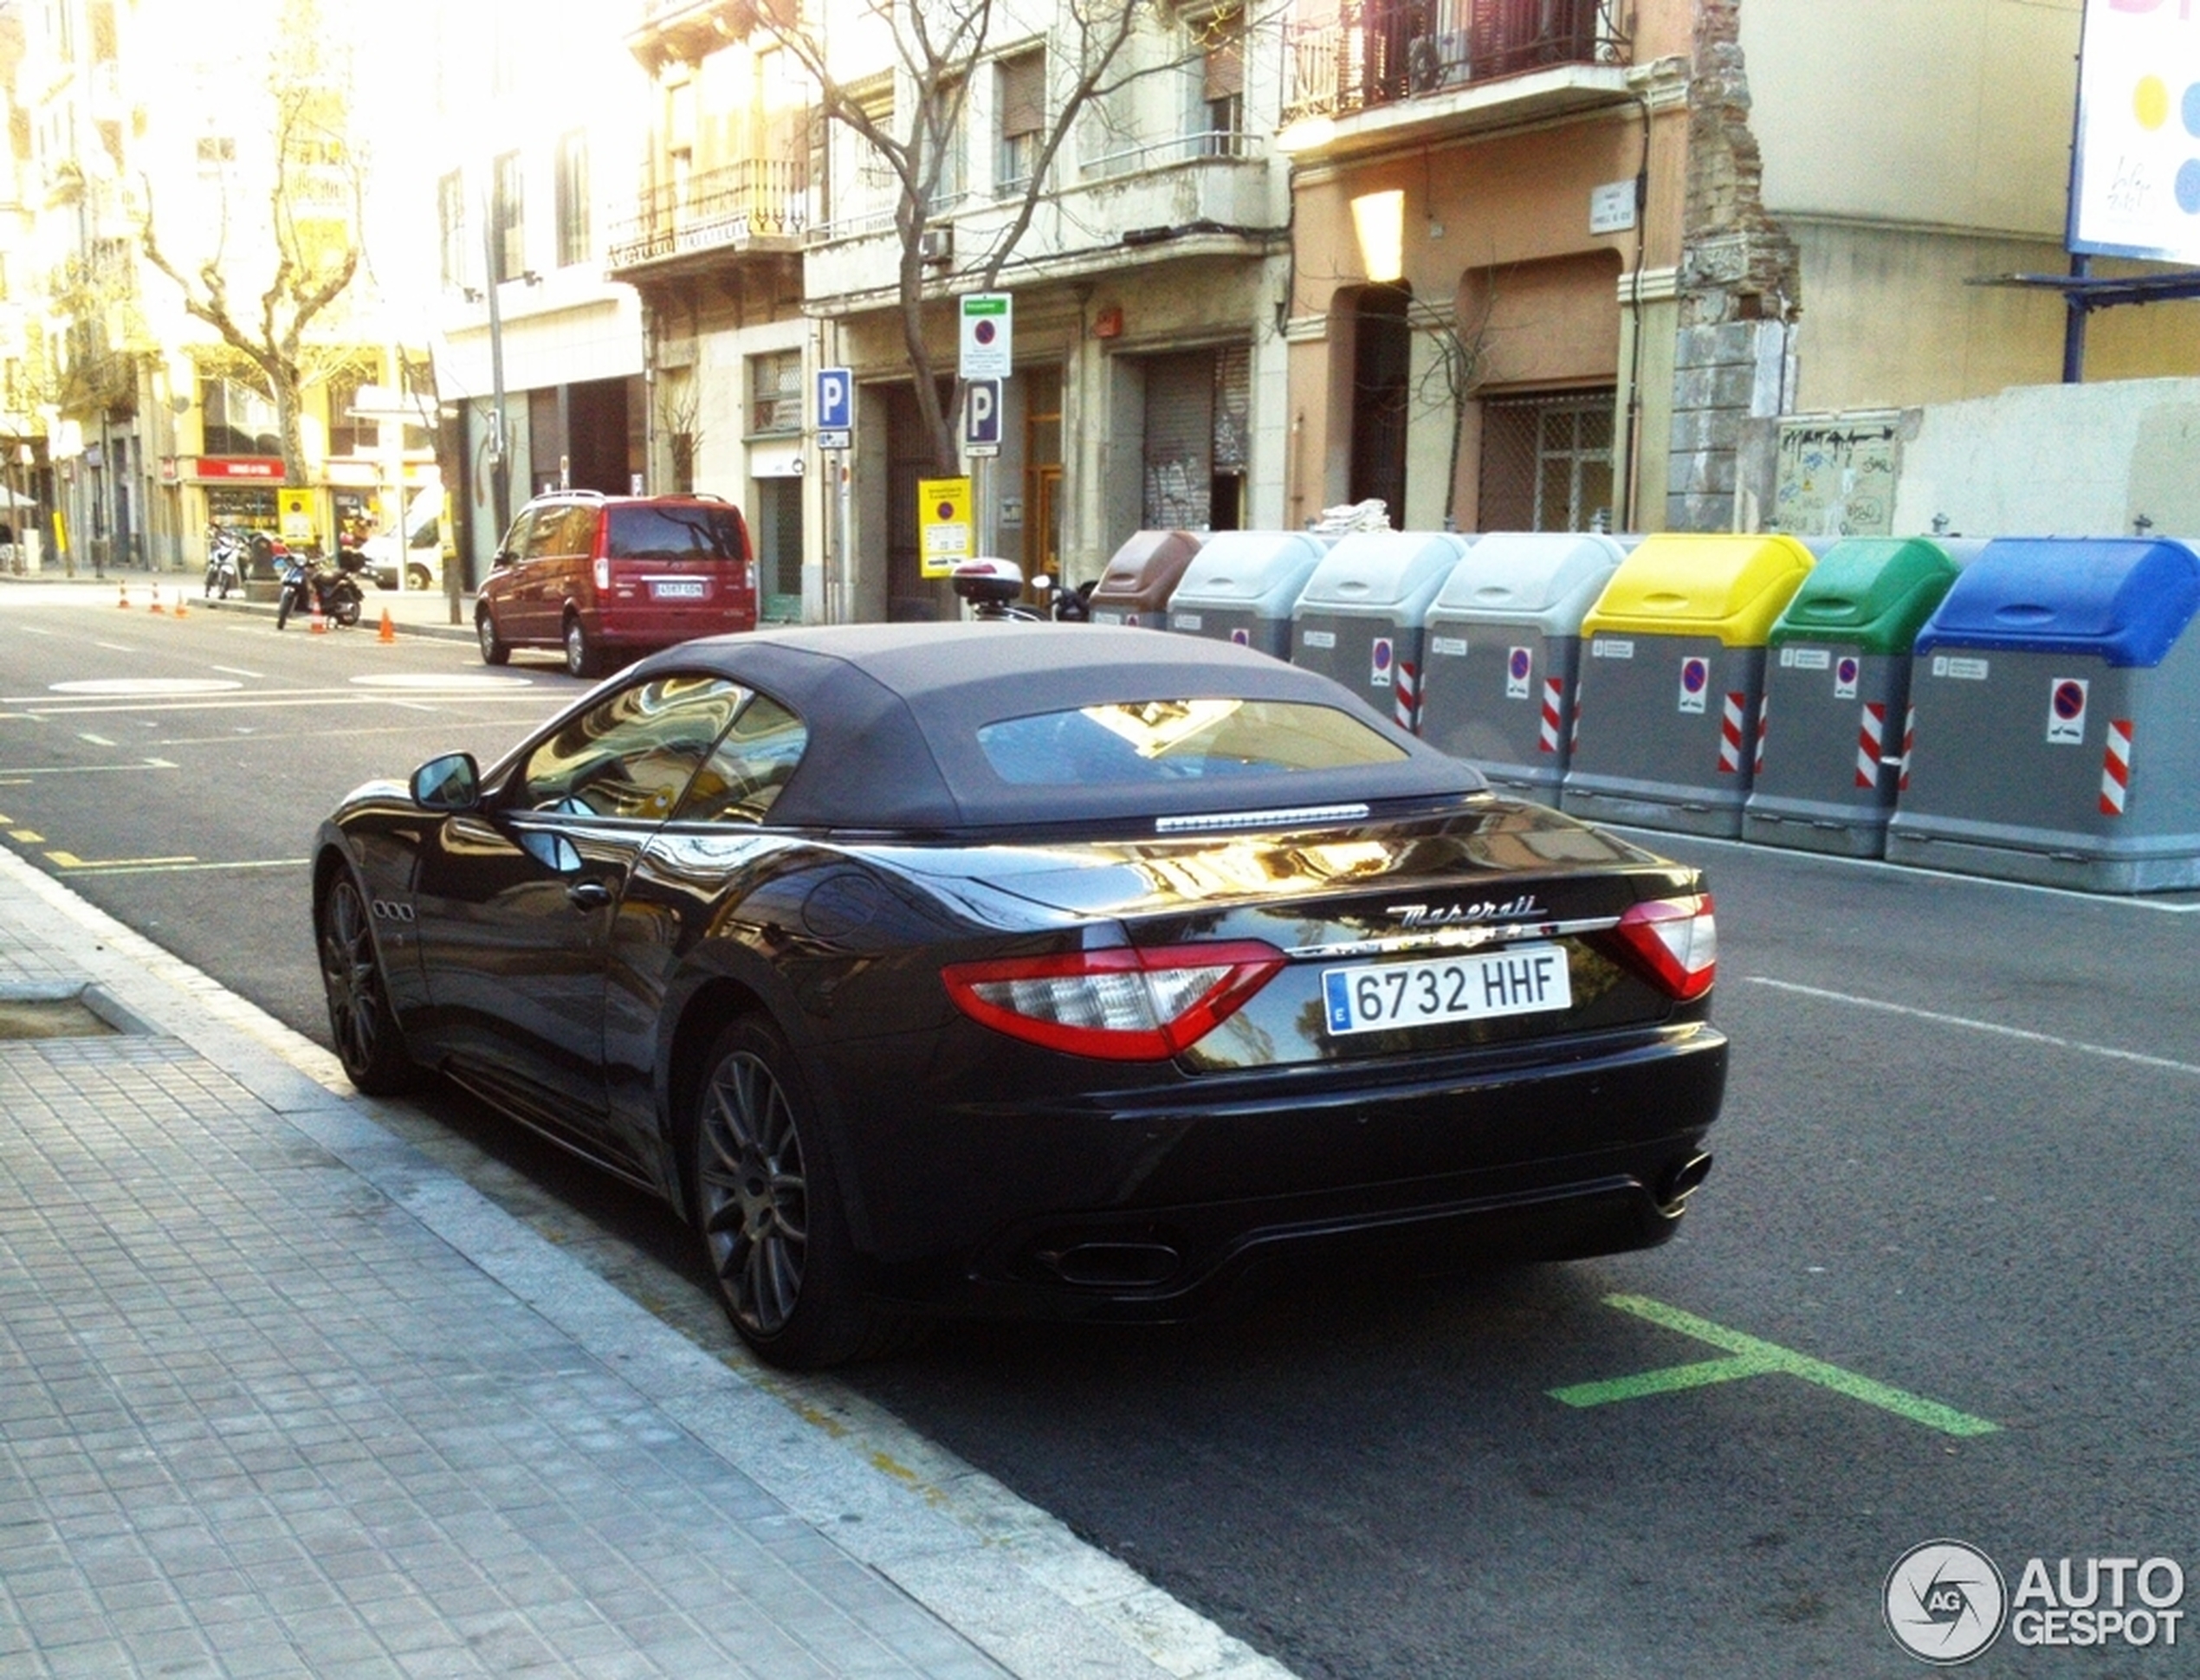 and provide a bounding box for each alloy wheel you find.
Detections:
[696,1050,810,1336]
[319,878,383,1080]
